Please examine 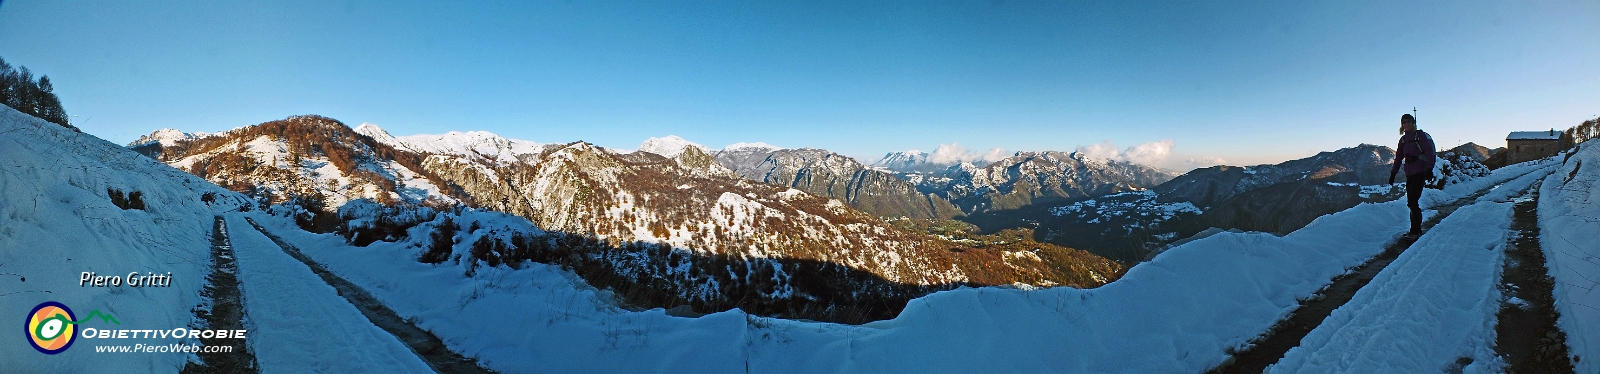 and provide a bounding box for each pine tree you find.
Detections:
[0,57,72,129]
[0,57,13,108]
